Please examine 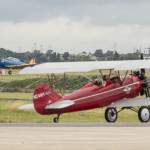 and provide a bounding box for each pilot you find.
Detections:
[93,78,103,86]
[93,75,112,87]
[133,71,140,77]
[140,69,146,80]
[140,69,150,97]
[133,70,150,97]
[103,75,112,86]
[110,76,121,84]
